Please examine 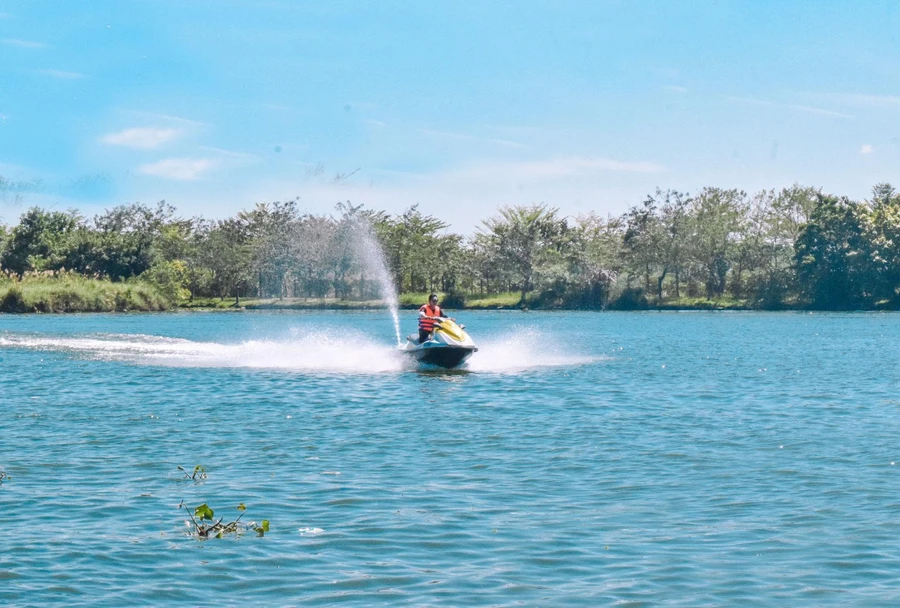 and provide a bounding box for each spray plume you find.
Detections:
[350,218,403,345]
